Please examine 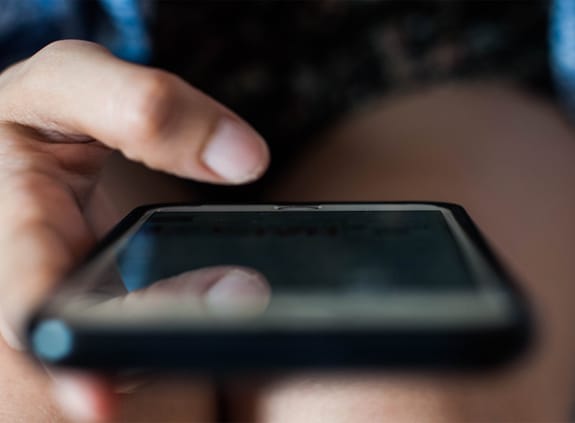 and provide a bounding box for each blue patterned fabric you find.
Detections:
[98,0,151,63]
[2,0,575,120]
[0,0,150,70]
[551,0,575,116]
